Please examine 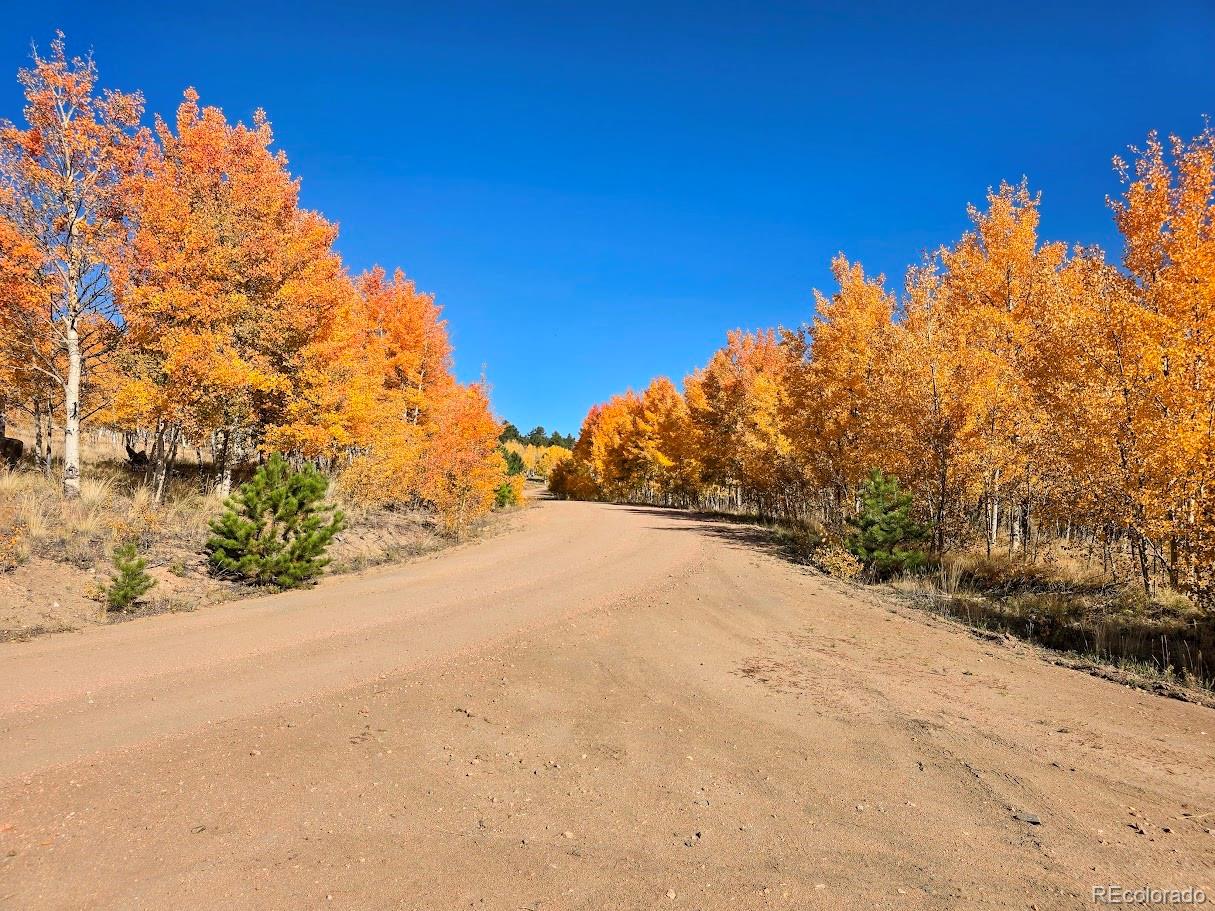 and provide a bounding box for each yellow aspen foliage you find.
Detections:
[935,181,1068,553]
[502,440,572,479]
[633,377,700,505]
[356,267,454,426]
[684,330,799,515]
[790,255,896,515]
[1108,127,1215,601]
[554,124,1215,608]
